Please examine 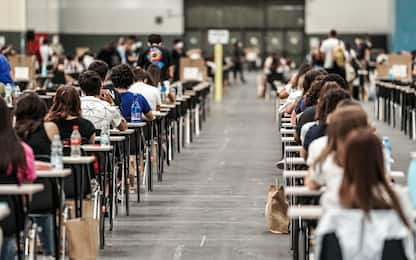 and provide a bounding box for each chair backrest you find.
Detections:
[319,232,408,260]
